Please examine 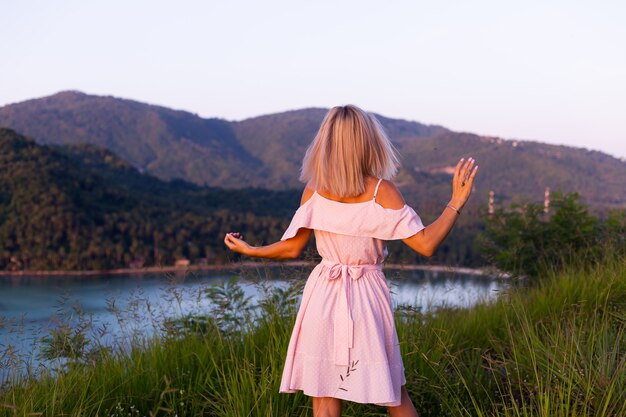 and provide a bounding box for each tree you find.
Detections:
[478,192,621,282]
